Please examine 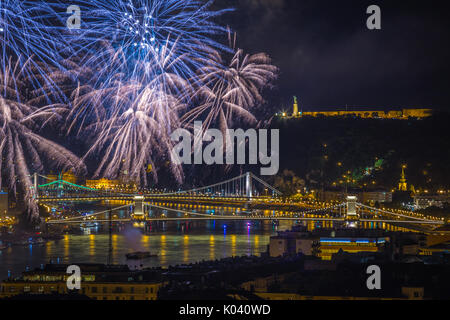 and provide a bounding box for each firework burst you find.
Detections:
[181,33,278,133]
[59,0,233,186]
[63,42,190,185]
[0,0,70,103]
[0,58,86,219]
[55,0,232,87]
